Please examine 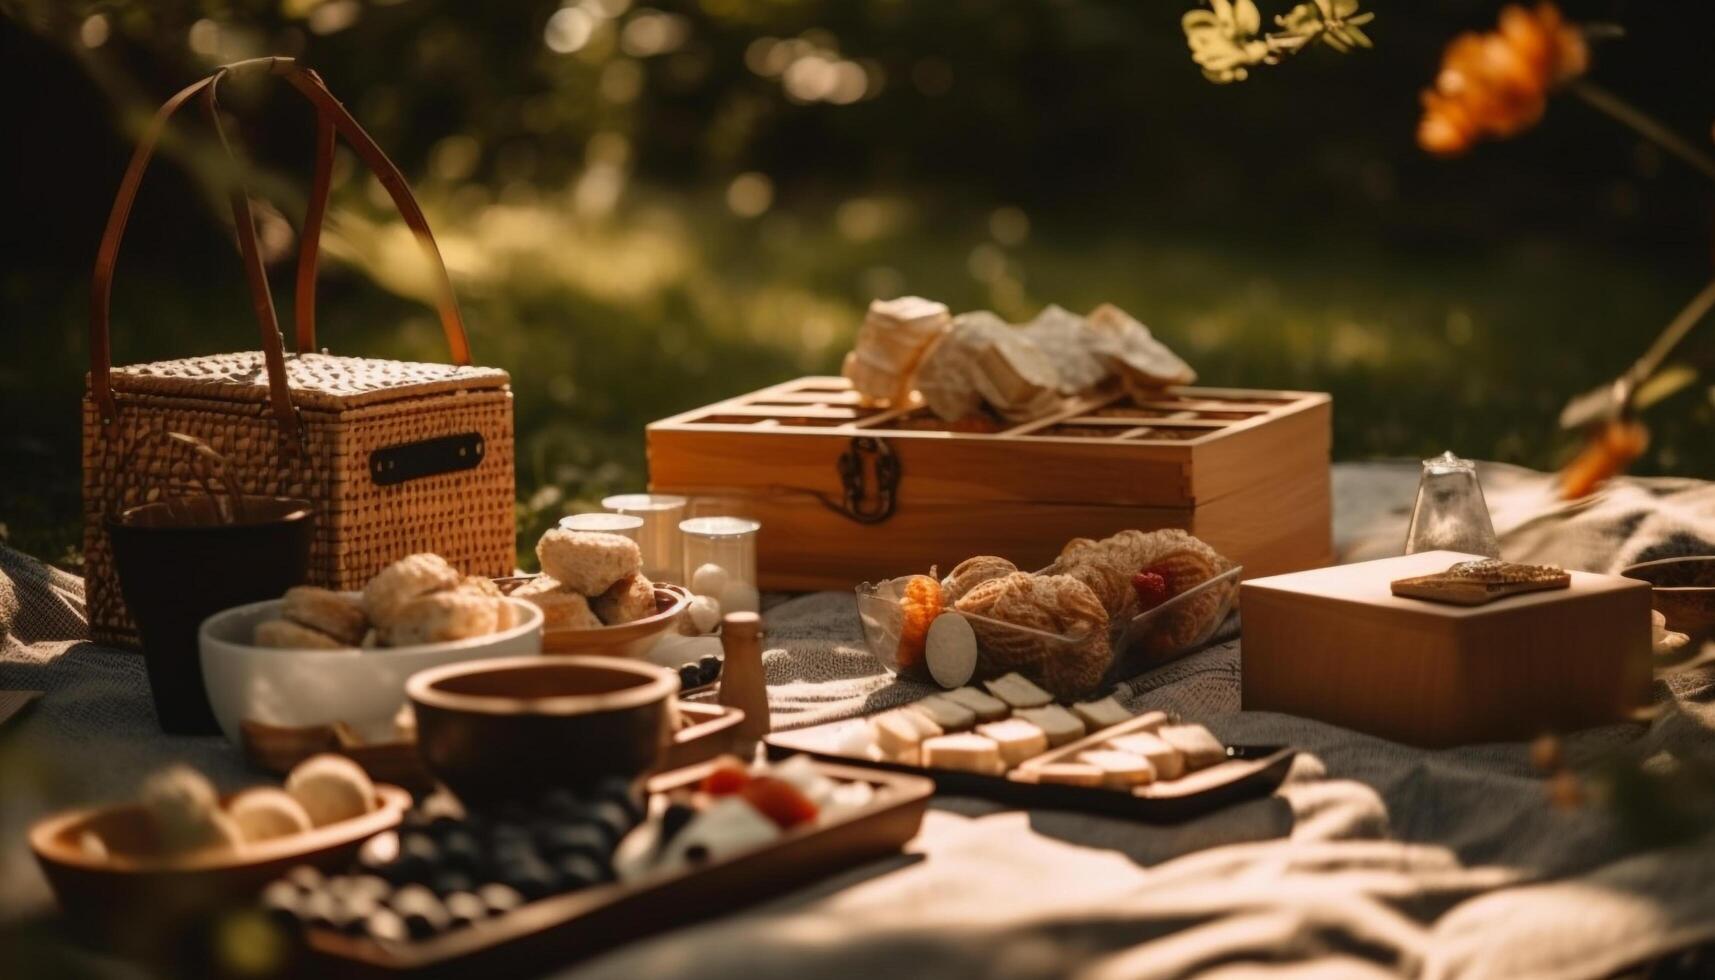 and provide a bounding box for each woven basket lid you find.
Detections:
[105,352,510,412]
